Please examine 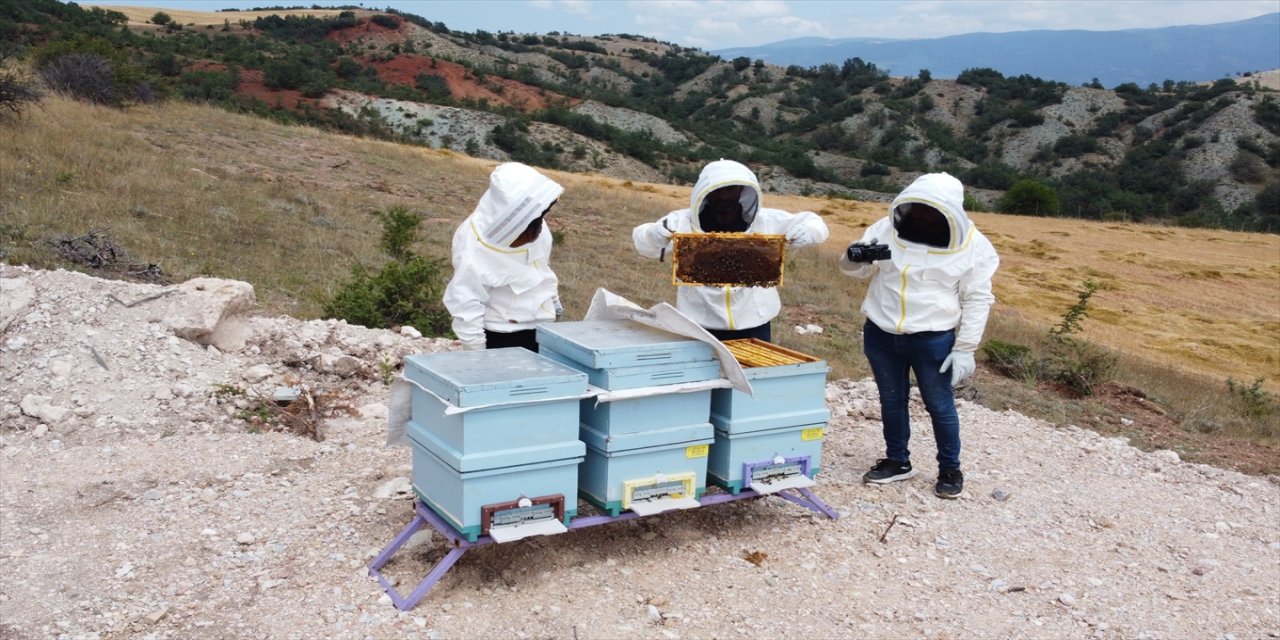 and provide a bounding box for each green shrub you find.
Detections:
[982,339,1038,381]
[1044,280,1115,395]
[375,205,420,260]
[999,179,1060,216]
[984,280,1115,396]
[322,206,451,335]
[1226,378,1277,419]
